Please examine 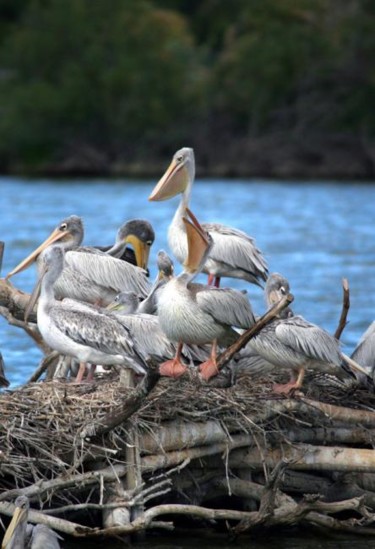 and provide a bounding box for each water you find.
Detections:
[1,177,375,547]
[0,176,375,387]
